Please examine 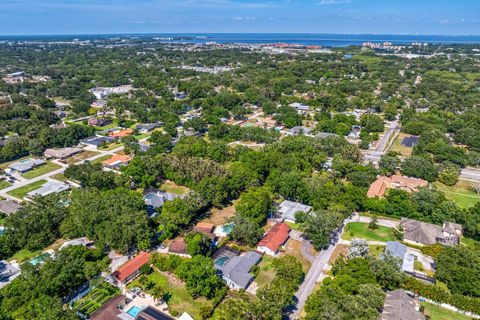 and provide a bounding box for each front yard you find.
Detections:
[435,181,480,209]
[160,180,190,195]
[7,179,46,199]
[421,302,472,320]
[22,162,62,179]
[0,180,11,190]
[342,222,395,242]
